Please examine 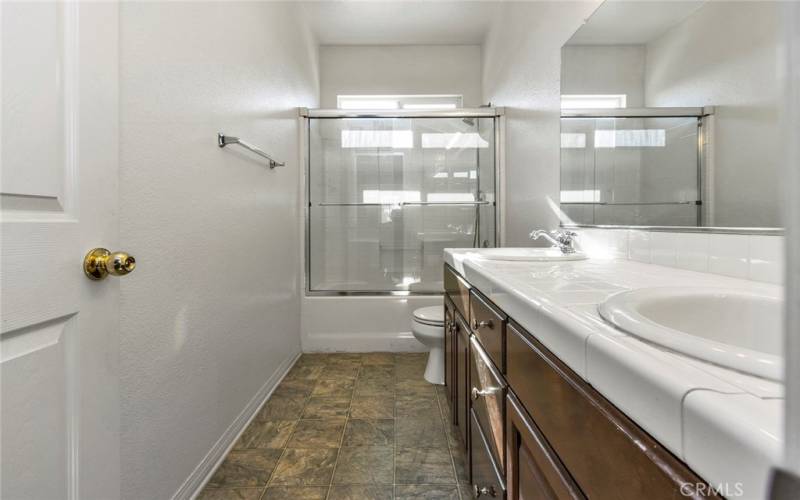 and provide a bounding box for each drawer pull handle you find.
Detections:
[471,386,499,400]
[472,319,493,330]
[473,484,497,497]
